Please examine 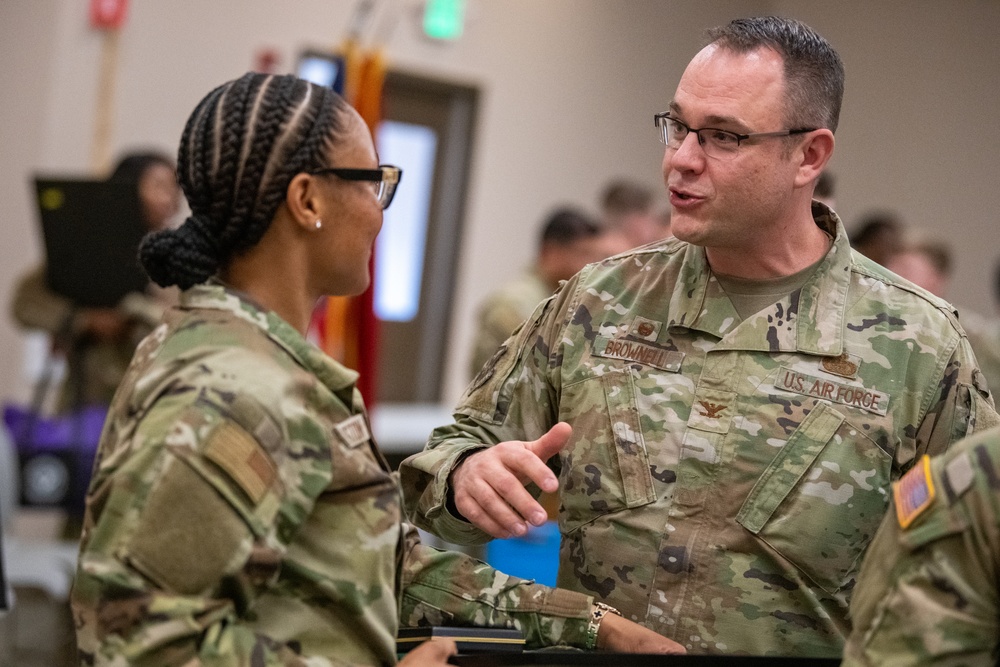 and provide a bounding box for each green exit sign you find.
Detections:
[424,0,465,40]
